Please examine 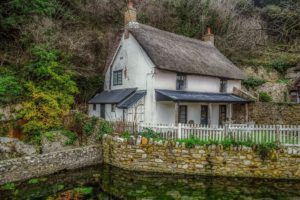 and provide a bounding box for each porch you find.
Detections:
[155,89,250,125]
